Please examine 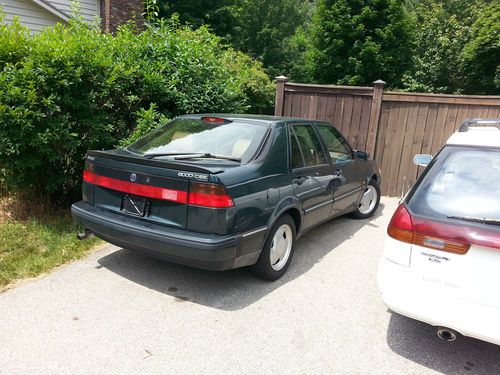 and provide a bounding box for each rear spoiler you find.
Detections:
[86,150,224,174]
